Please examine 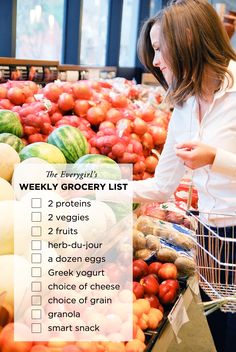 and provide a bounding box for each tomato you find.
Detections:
[23,114,42,128]
[58,93,75,111]
[145,156,158,173]
[38,112,51,125]
[23,125,40,135]
[55,119,75,127]
[133,160,146,174]
[0,86,7,99]
[22,86,34,98]
[86,106,106,125]
[149,126,167,145]
[41,122,54,135]
[133,117,148,135]
[28,133,44,143]
[111,94,128,108]
[97,99,111,113]
[72,81,92,99]
[0,99,14,110]
[106,108,123,124]
[111,142,126,157]
[74,99,90,116]
[116,118,132,136]
[99,121,115,130]
[50,112,63,125]
[43,83,63,102]
[142,132,154,150]
[141,108,155,122]
[7,87,25,105]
